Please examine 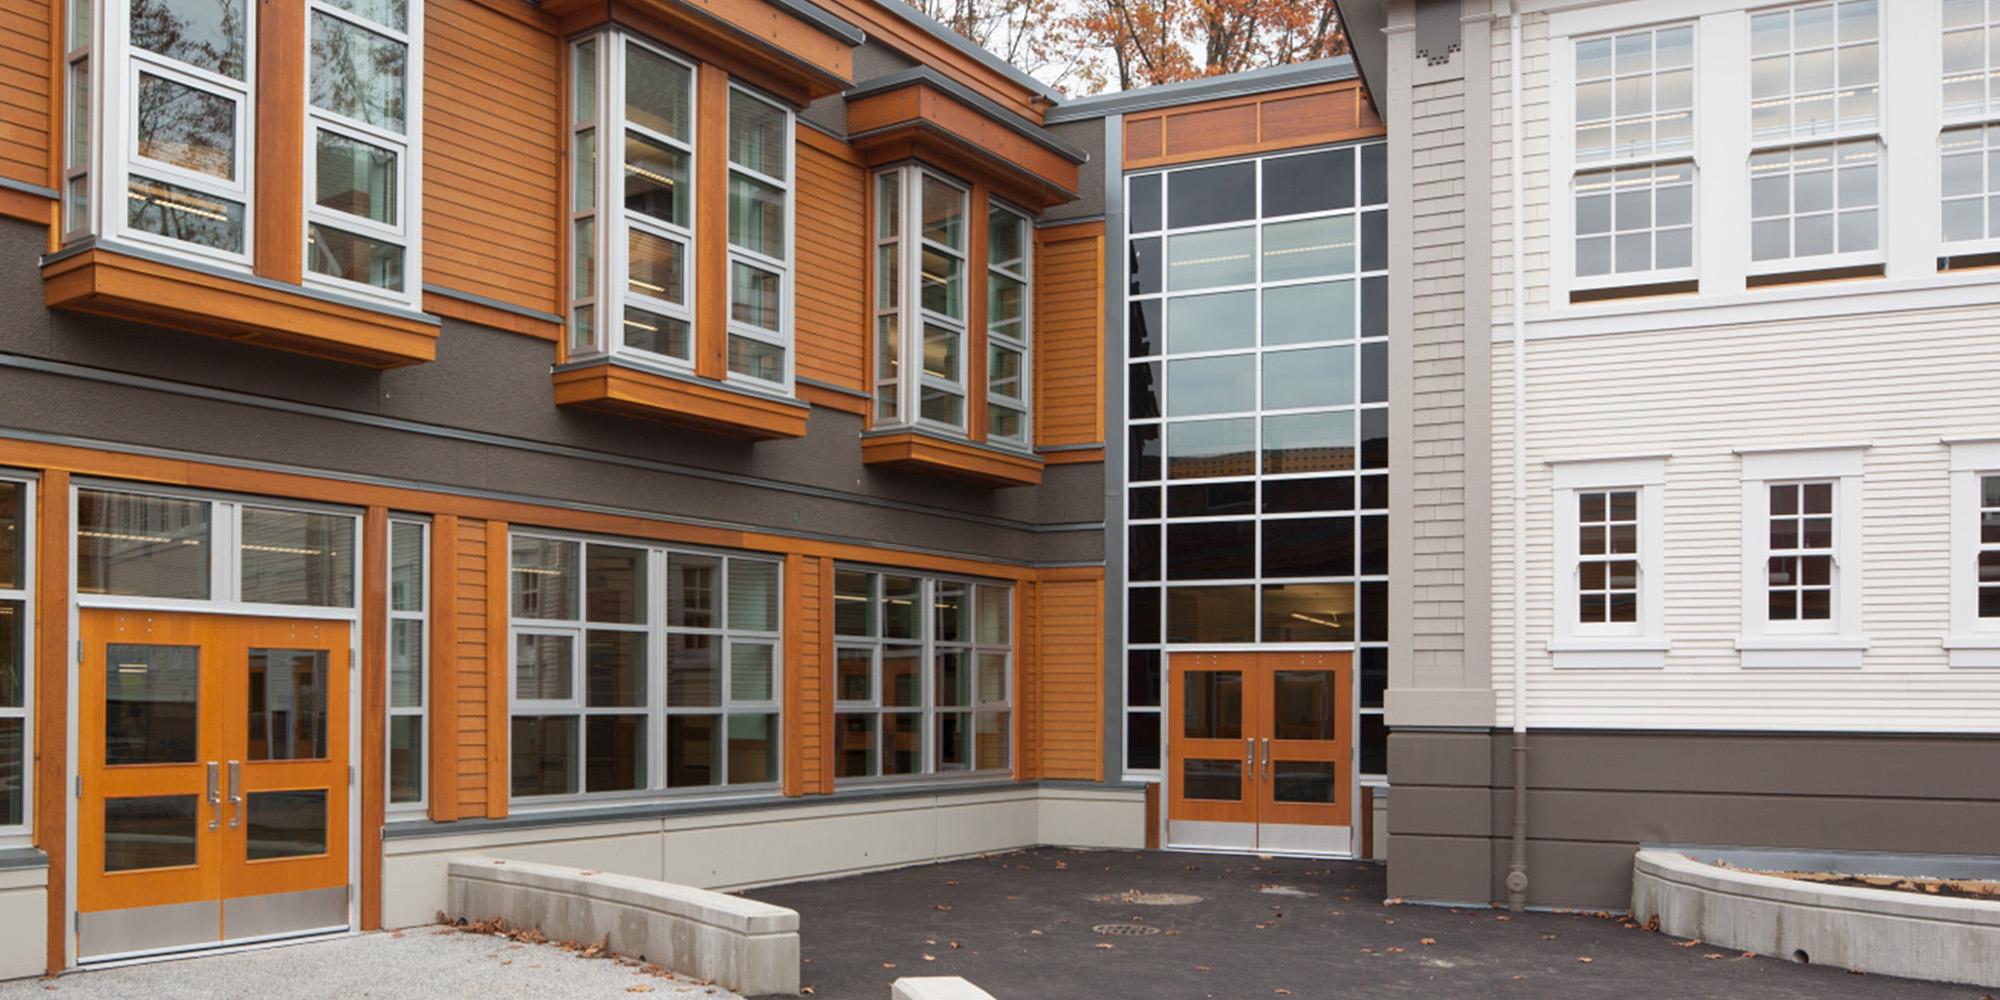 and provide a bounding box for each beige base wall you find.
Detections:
[0,866,48,981]
[383,786,1147,930]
